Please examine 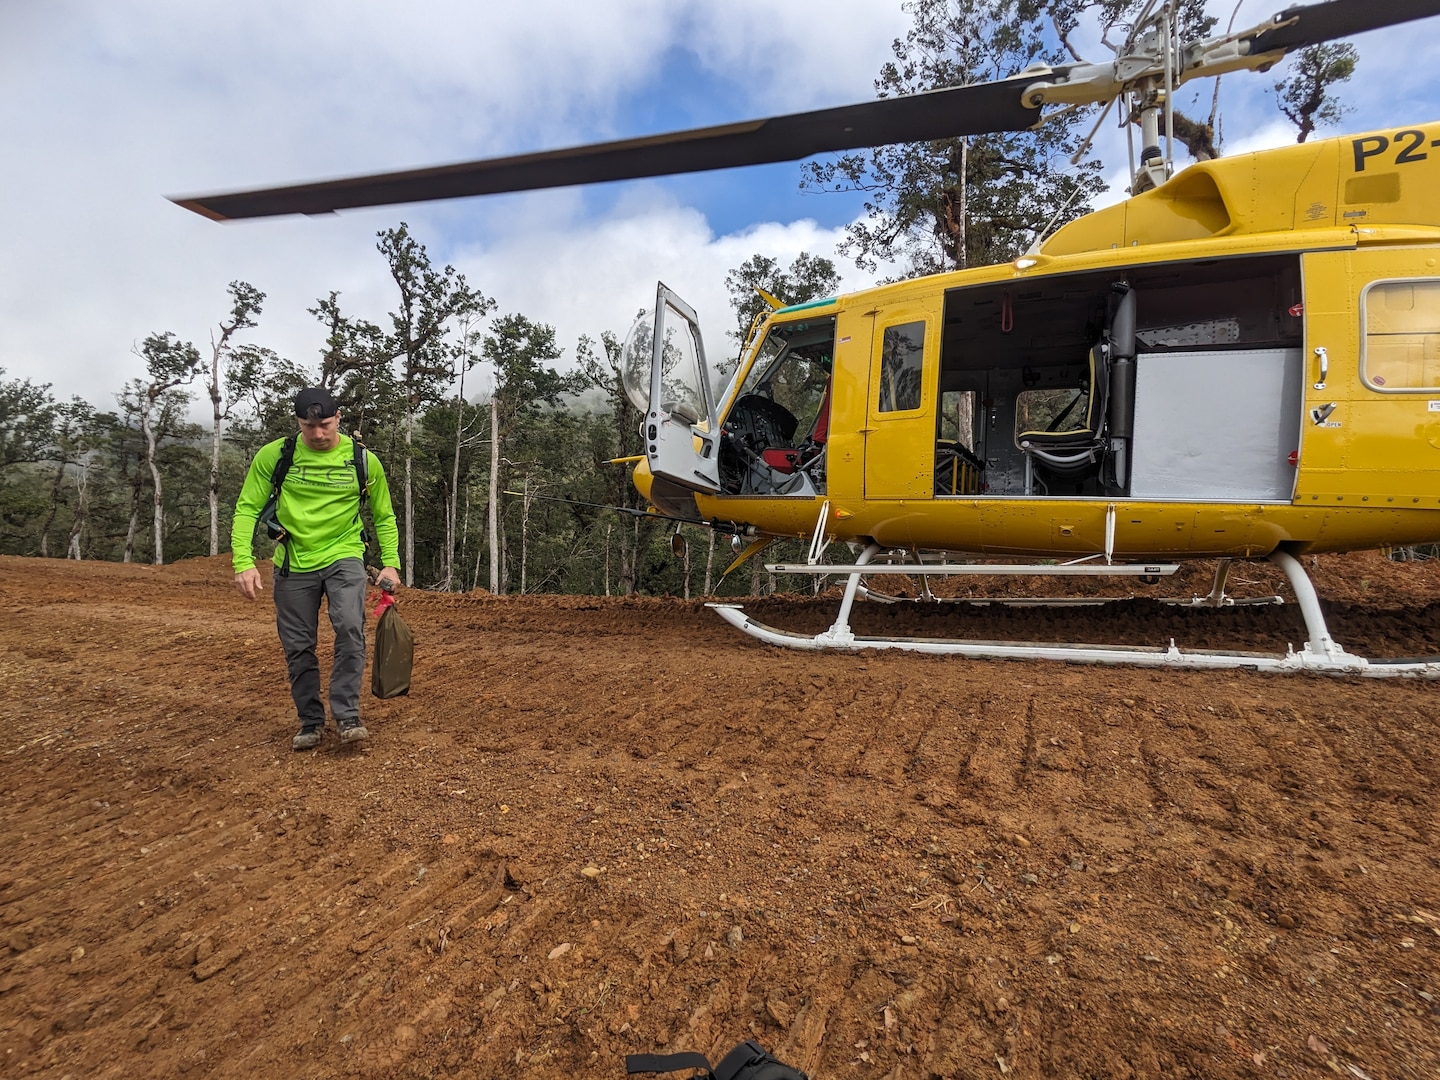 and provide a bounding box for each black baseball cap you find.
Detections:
[294,387,338,420]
